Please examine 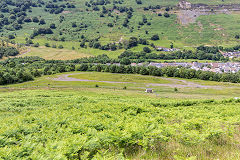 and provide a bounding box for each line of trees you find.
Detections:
[74,64,240,83]
[79,36,150,51]
[222,45,240,52]
[118,49,228,61]
[1,56,240,85]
